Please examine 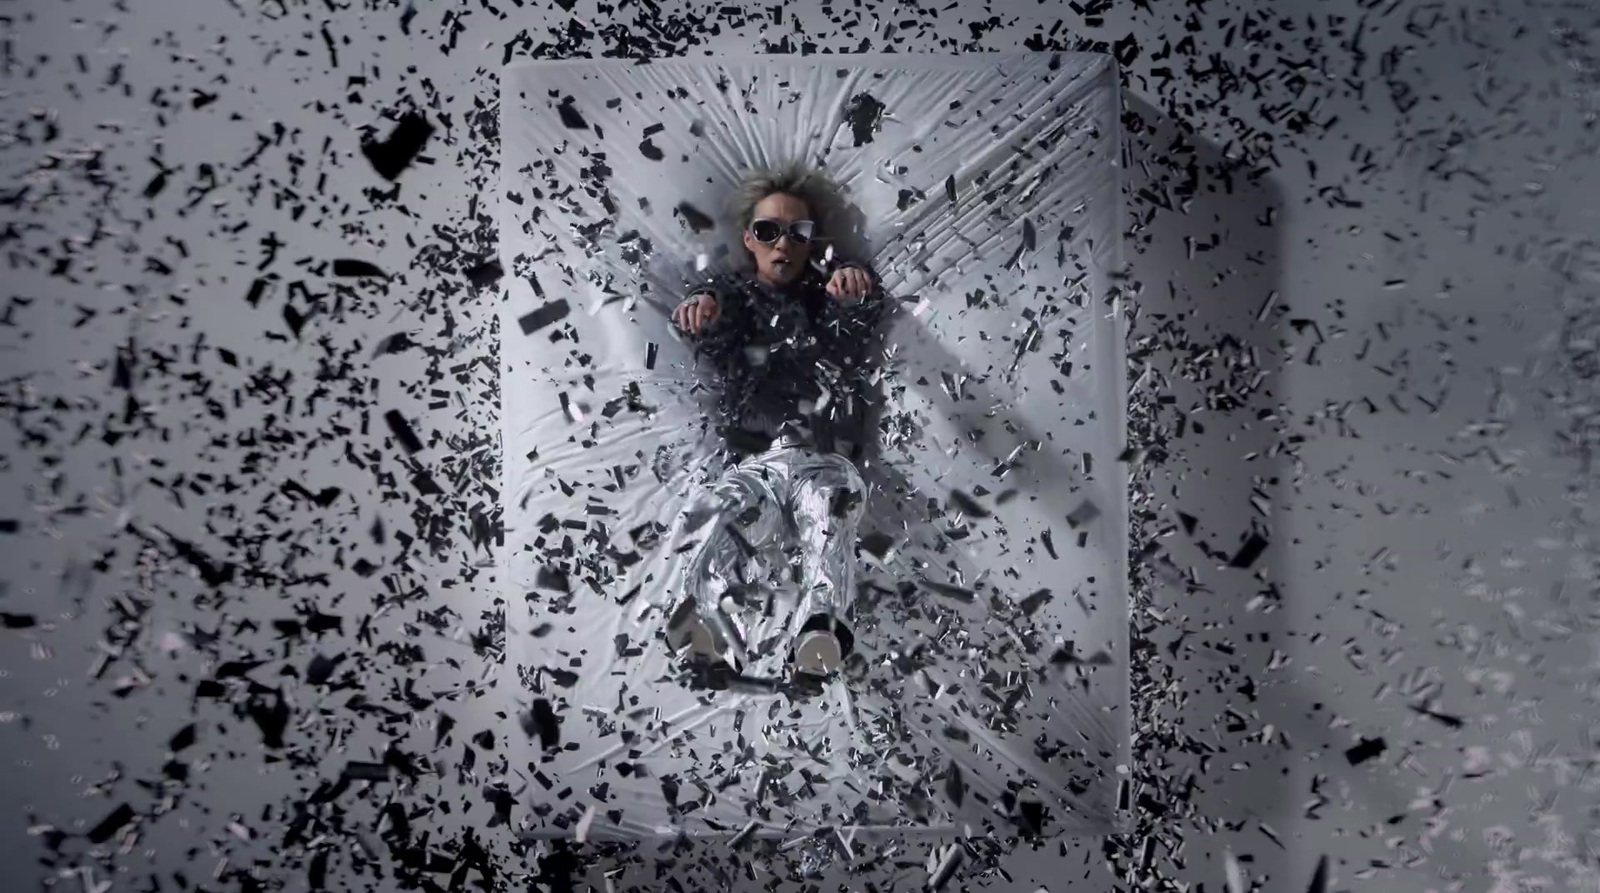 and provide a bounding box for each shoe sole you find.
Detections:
[793,631,843,676]
[687,621,719,659]
[670,612,745,675]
